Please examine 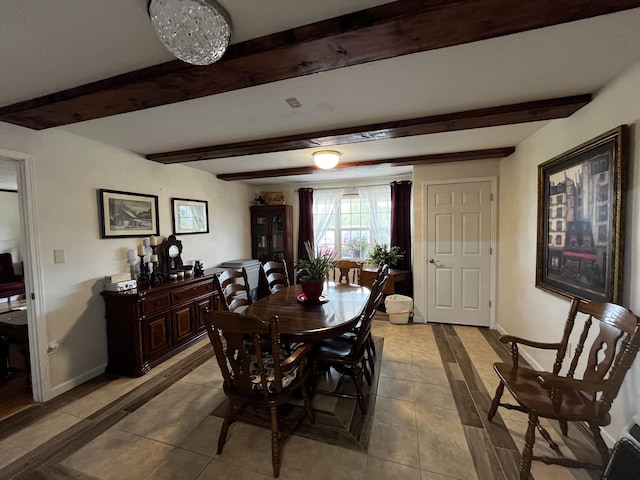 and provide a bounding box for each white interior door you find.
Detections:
[426,181,492,326]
